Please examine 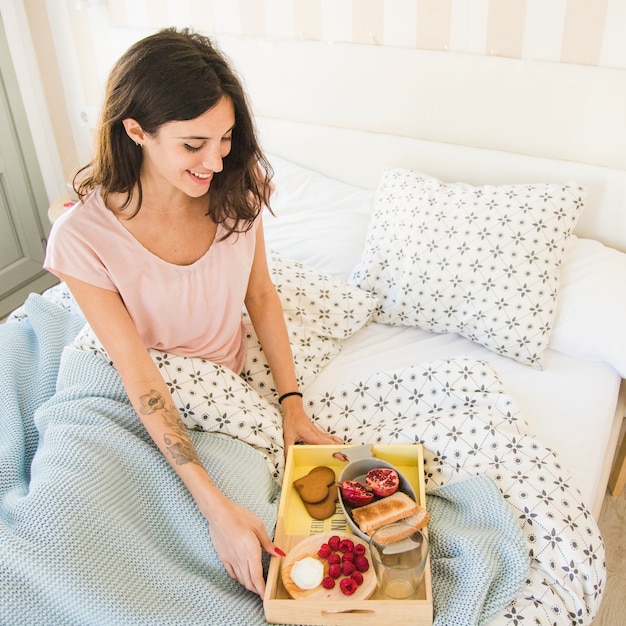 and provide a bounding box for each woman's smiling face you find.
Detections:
[140,96,235,198]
